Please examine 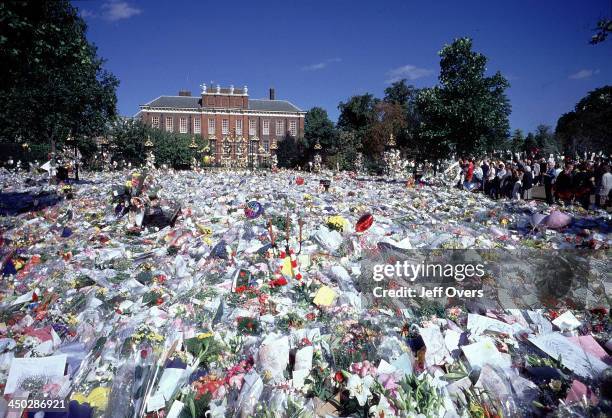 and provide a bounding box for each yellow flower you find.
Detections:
[303,194,312,201]
[326,215,349,233]
[66,314,79,326]
[197,332,214,340]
